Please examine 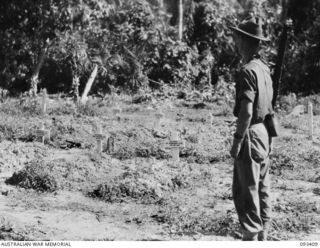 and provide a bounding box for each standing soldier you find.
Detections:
[229,17,273,241]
